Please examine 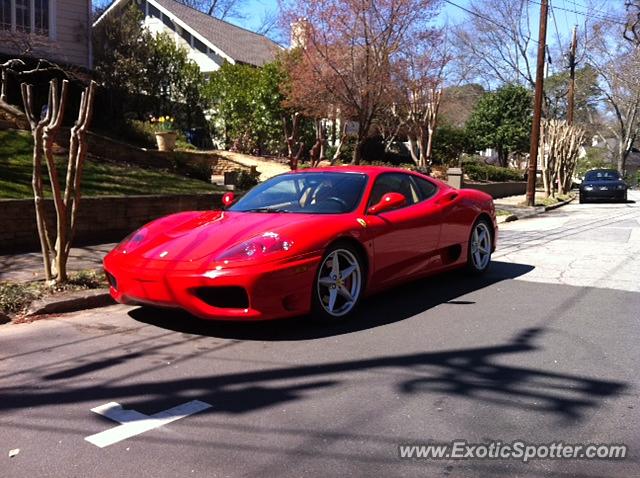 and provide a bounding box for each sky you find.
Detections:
[94,0,624,53]
[239,0,609,49]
